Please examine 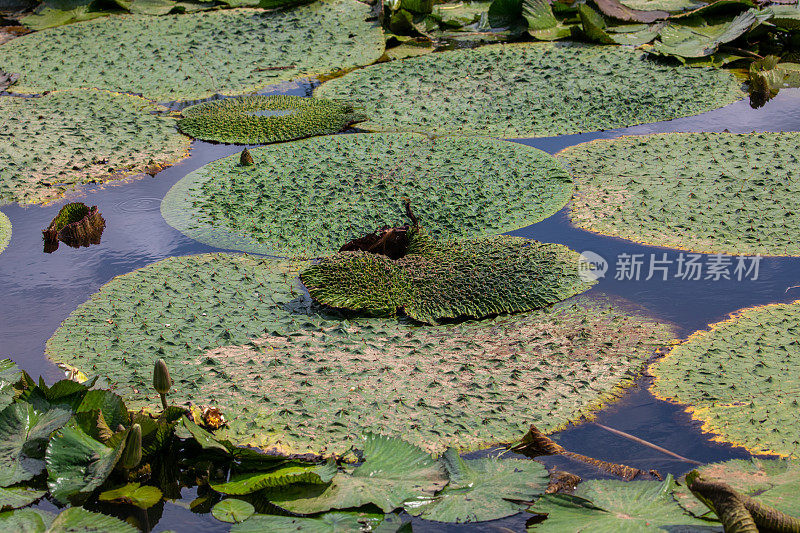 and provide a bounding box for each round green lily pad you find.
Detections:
[160,133,574,258]
[211,499,255,523]
[650,300,800,457]
[528,476,719,532]
[177,95,366,145]
[301,228,595,324]
[0,0,384,101]
[559,132,800,256]
[0,211,10,253]
[47,253,675,455]
[673,458,800,519]
[313,42,744,137]
[0,89,188,205]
